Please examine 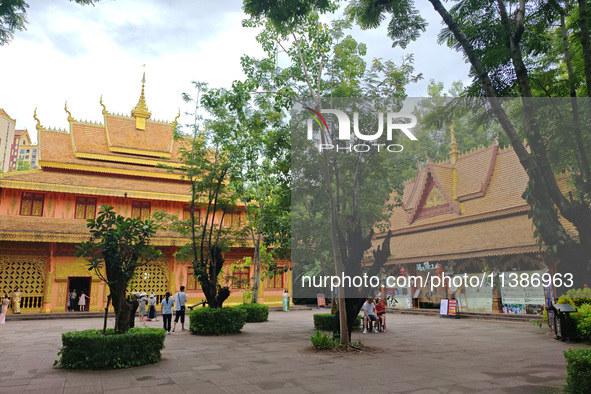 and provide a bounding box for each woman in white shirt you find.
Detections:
[160,292,174,335]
